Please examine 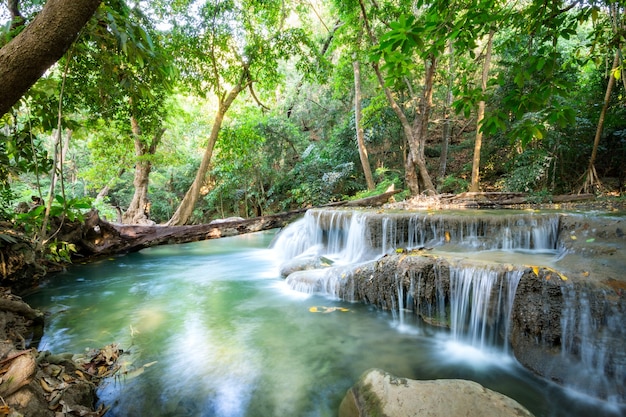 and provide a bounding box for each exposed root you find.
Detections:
[578,164,604,195]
